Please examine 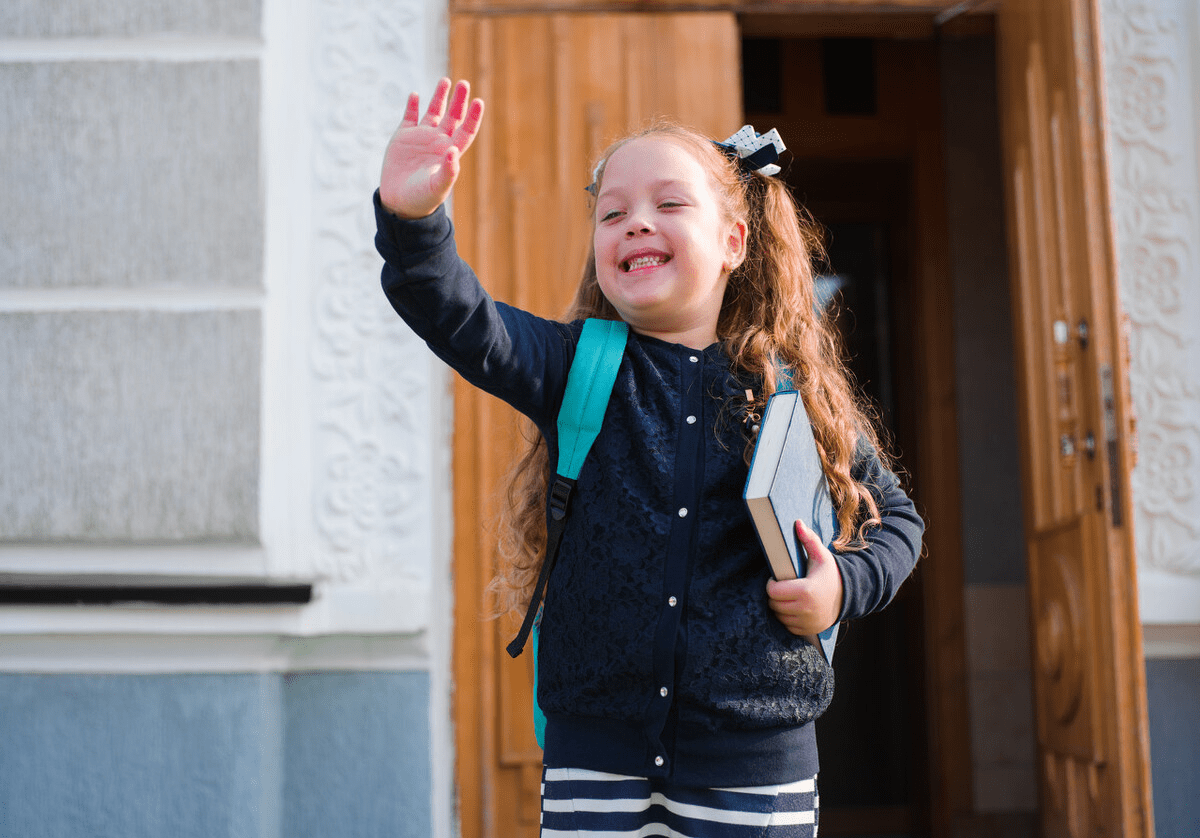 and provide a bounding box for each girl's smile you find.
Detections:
[593,137,746,348]
[620,248,672,273]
